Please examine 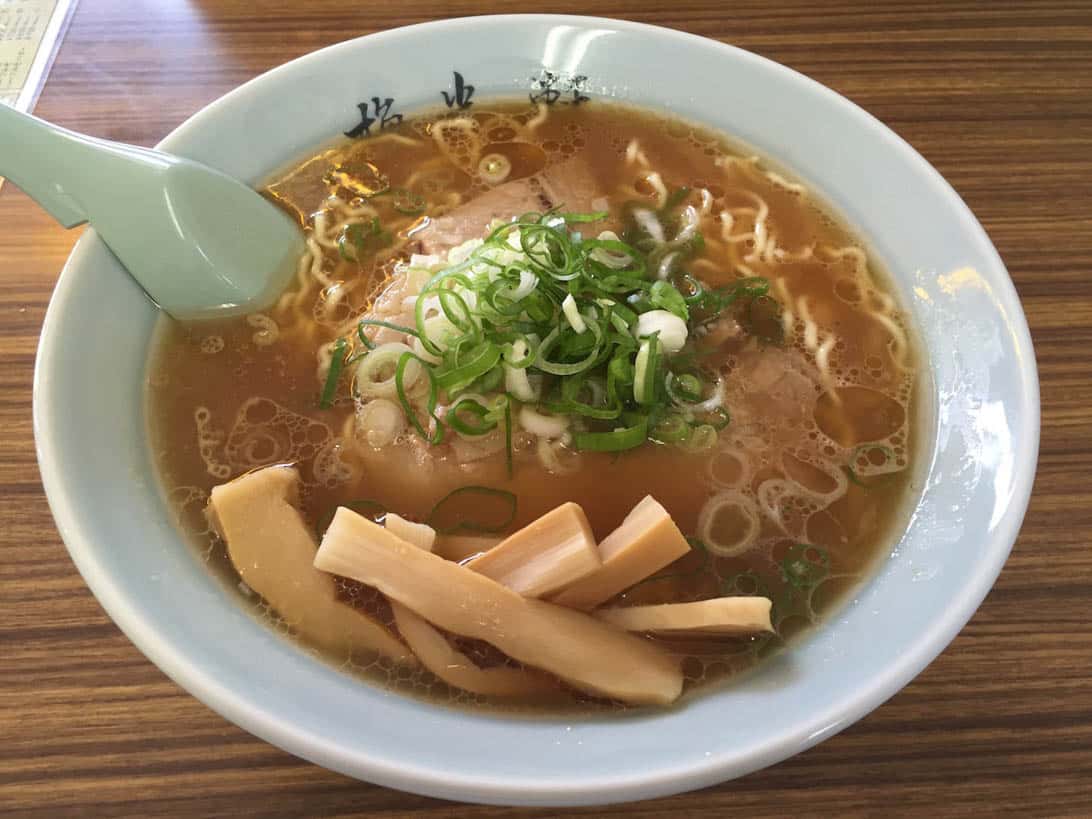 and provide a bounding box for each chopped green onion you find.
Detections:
[680,231,705,257]
[356,323,376,351]
[666,372,703,403]
[503,338,536,369]
[435,341,501,392]
[572,415,649,452]
[338,218,391,261]
[477,363,504,393]
[649,280,689,321]
[693,275,771,314]
[734,276,771,298]
[650,413,691,444]
[515,223,579,280]
[695,406,731,430]
[535,321,605,376]
[561,293,588,333]
[447,398,497,437]
[562,210,609,223]
[392,188,426,215]
[679,423,718,452]
[580,238,646,278]
[607,313,628,334]
[436,289,477,336]
[607,301,638,325]
[426,485,517,534]
[357,318,421,341]
[337,222,367,261]
[780,543,831,590]
[548,374,623,420]
[661,186,691,213]
[319,337,347,408]
[606,351,635,404]
[633,334,662,405]
[395,352,444,444]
